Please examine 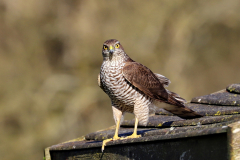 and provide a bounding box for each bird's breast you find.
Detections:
[100,61,139,106]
